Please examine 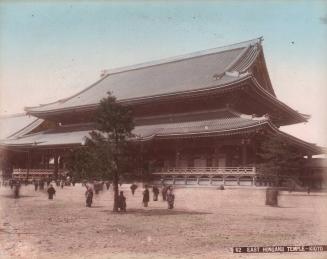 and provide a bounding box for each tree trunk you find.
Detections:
[112,170,119,212]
